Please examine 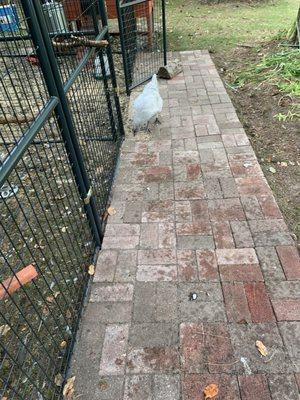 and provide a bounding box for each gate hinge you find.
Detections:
[84,187,93,205]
